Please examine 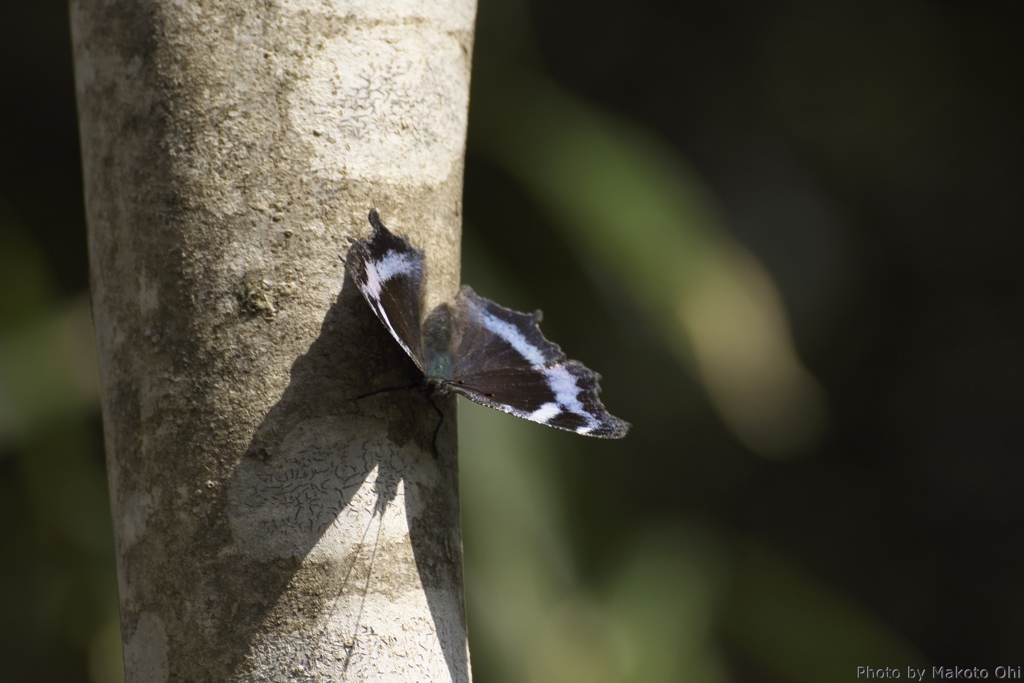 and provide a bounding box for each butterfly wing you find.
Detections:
[347,209,425,369]
[446,286,630,438]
